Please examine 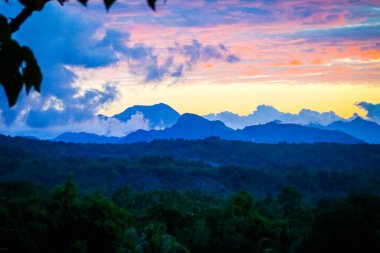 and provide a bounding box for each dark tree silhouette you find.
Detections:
[0,0,158,107]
